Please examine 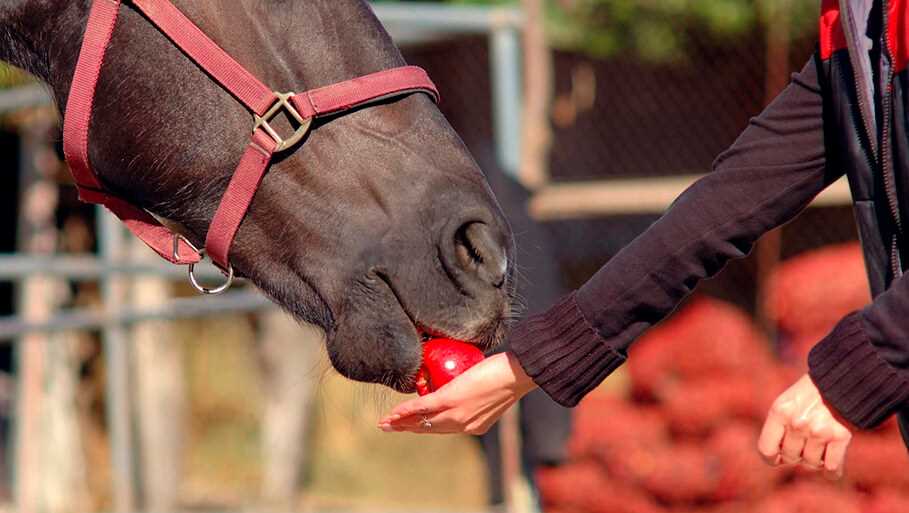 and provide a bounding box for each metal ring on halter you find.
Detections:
[188,260,234,295]
[173,234,234,295]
